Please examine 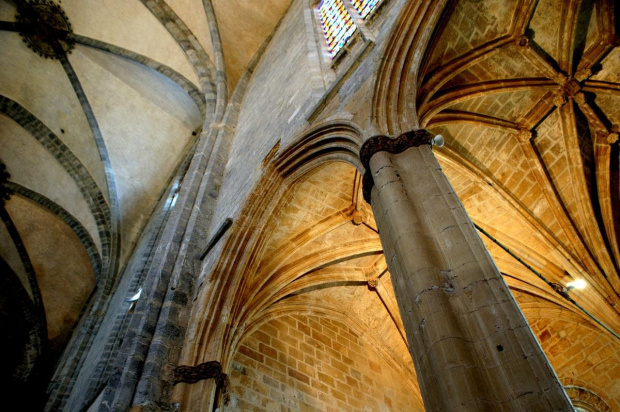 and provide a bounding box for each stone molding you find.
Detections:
[0,95,112,261]
[359,129,434,202]
[68,33,206,115]
[7,182,103,280]
[0,161,11,206]
[564,386,612,411]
